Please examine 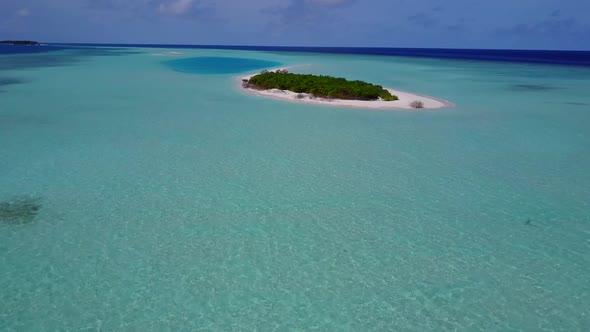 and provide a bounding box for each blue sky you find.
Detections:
[1,0,589,50]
